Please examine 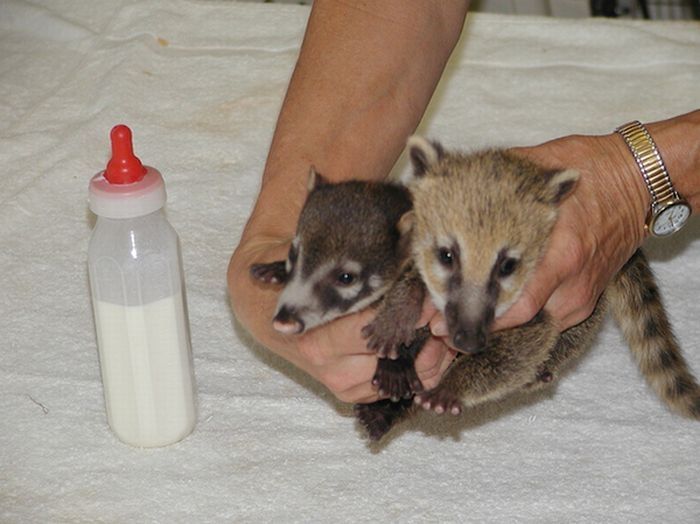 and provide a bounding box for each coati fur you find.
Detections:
[250,169,430,436]
[363,137,700,435]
